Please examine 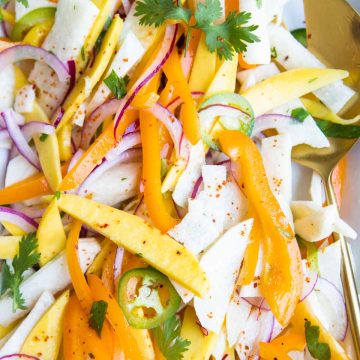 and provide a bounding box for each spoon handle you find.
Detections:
[325,173,360,356]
